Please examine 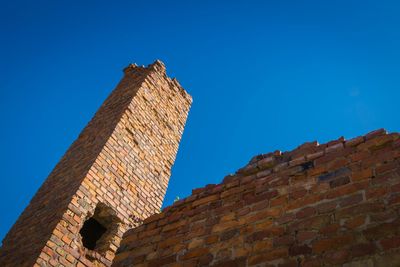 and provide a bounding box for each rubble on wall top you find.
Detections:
[241,128,389,175]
